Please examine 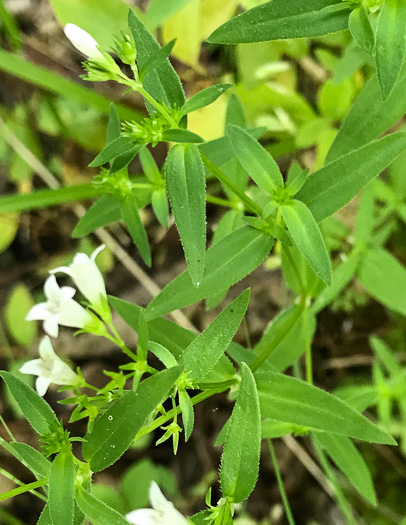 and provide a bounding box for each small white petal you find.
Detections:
[52,358,78,385]
[36,376,52,397]
[43,316,59,338]
[58,300,92,329]
[60,286,76,301]
[26,303,48,321]
[90,244,106,262]
[44,275,61,302]
[126,509,162,525]
[149,482,170,512]
[64,23,103,59]
[20,359,43,376]
[50,266,73,277]
[39,336,56,361]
